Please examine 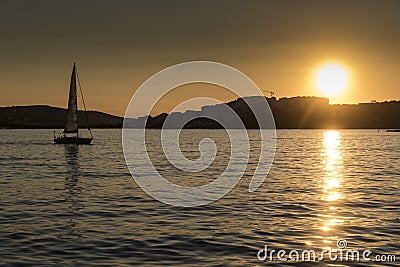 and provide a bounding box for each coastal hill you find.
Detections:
[0,105,122,129]
[1,96,400,129]
[129,96,400,129]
